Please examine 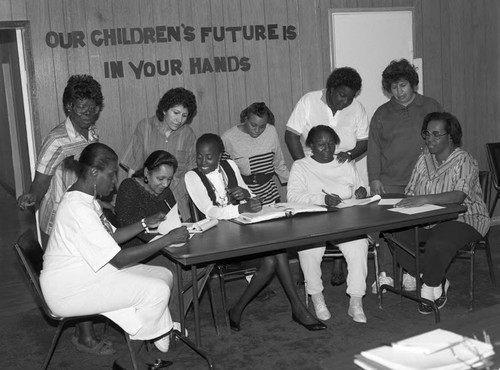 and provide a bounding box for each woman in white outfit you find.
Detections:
[287,125,369,323]
[40,143,190,370]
